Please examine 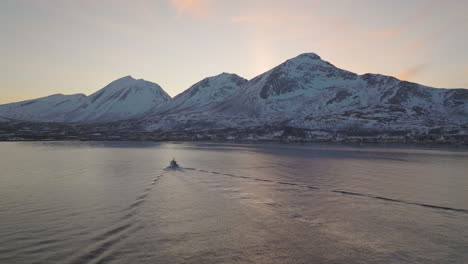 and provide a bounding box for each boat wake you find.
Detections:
[188,168,468,215]
[163,166,184,171]
[63,172,166,264]
[332,190,468,214]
